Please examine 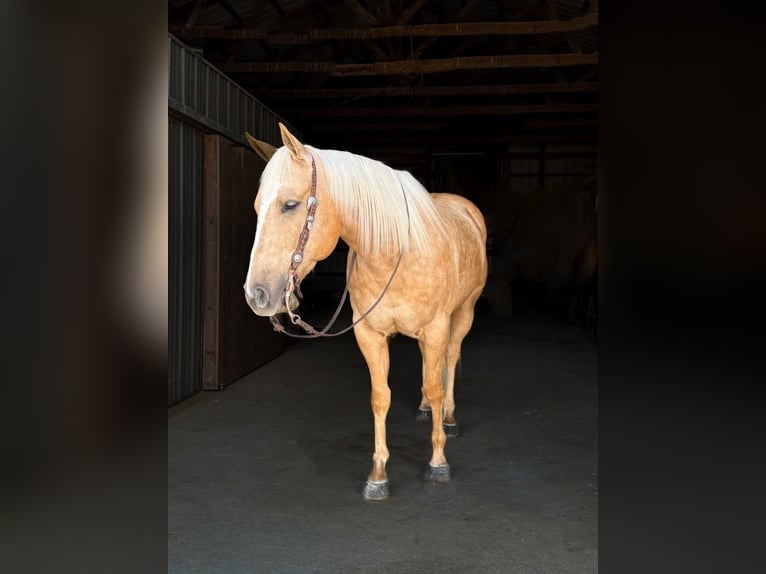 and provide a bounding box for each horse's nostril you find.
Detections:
[253,286,269,309]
